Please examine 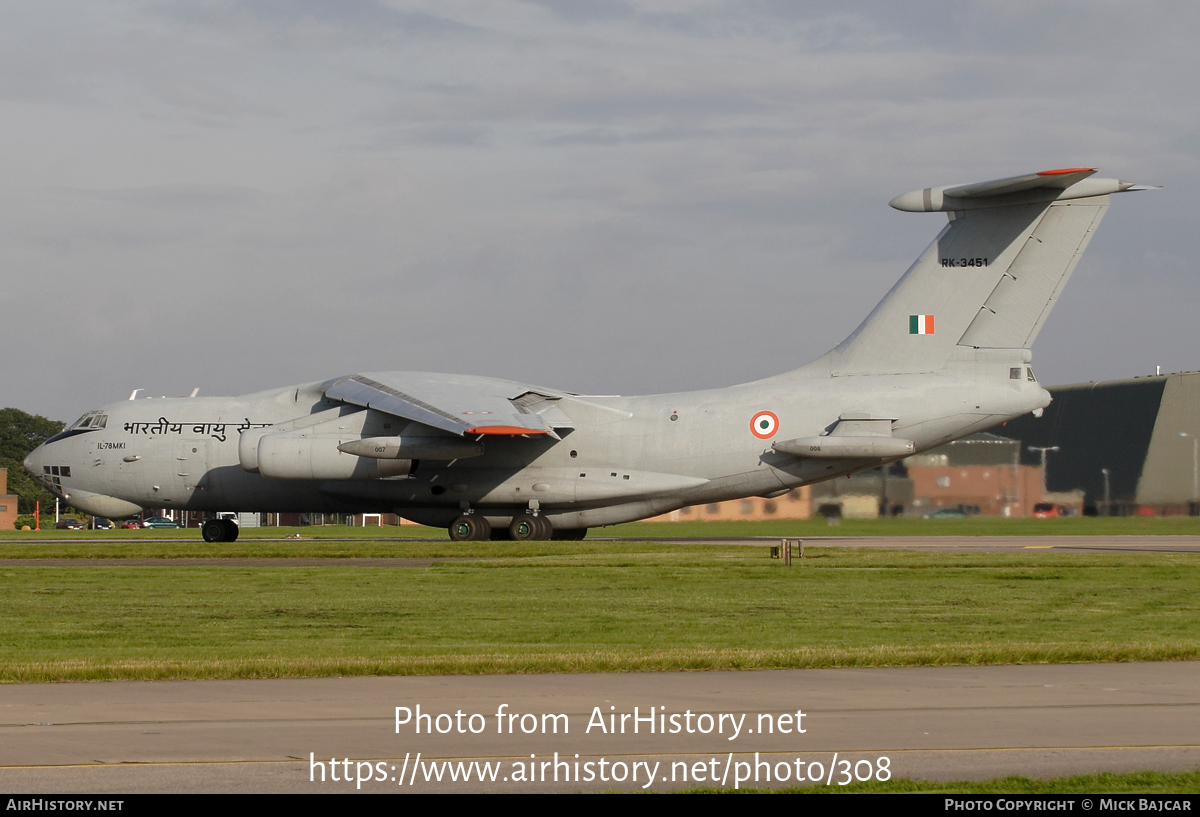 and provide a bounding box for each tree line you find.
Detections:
[1,407,65,514]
